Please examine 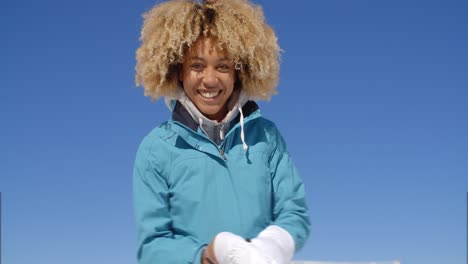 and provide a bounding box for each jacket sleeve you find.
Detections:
[133,140,205,264]
[269,130,311,252]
